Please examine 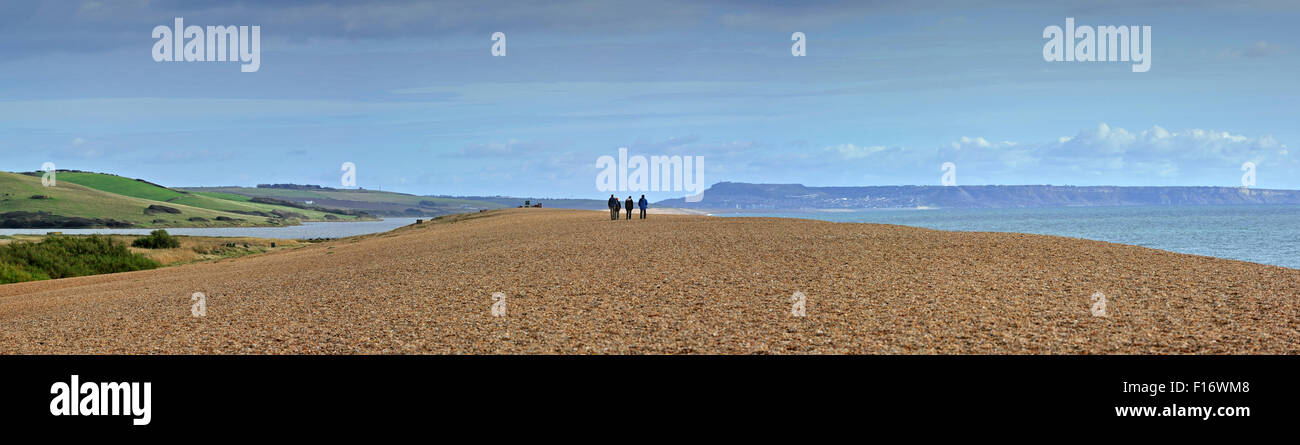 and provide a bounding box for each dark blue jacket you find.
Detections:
[638,198,648,209]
